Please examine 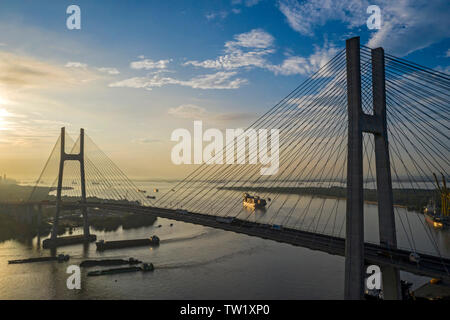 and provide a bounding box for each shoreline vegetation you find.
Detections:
[0,210,157,243]
[218,186,435,212]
